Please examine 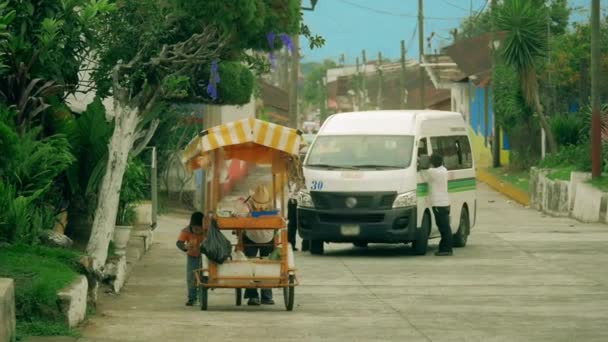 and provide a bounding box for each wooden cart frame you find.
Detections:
[182,118,302,311]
